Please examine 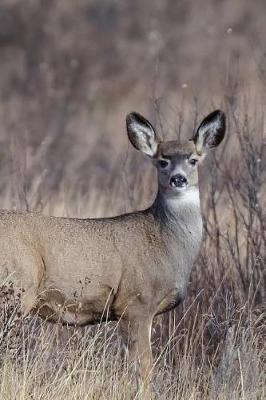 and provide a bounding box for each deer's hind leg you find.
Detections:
[16,249,45,316]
